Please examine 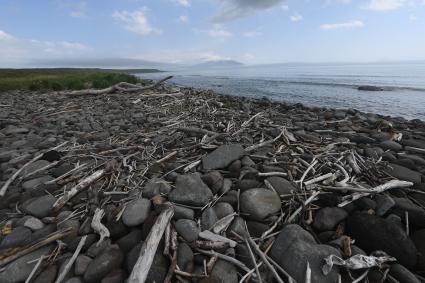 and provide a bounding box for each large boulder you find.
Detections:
[202,144,245,170]
[346,212,417,268]
[240,188,281,221]
[270,224,341,283]
[168,174,213,206]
